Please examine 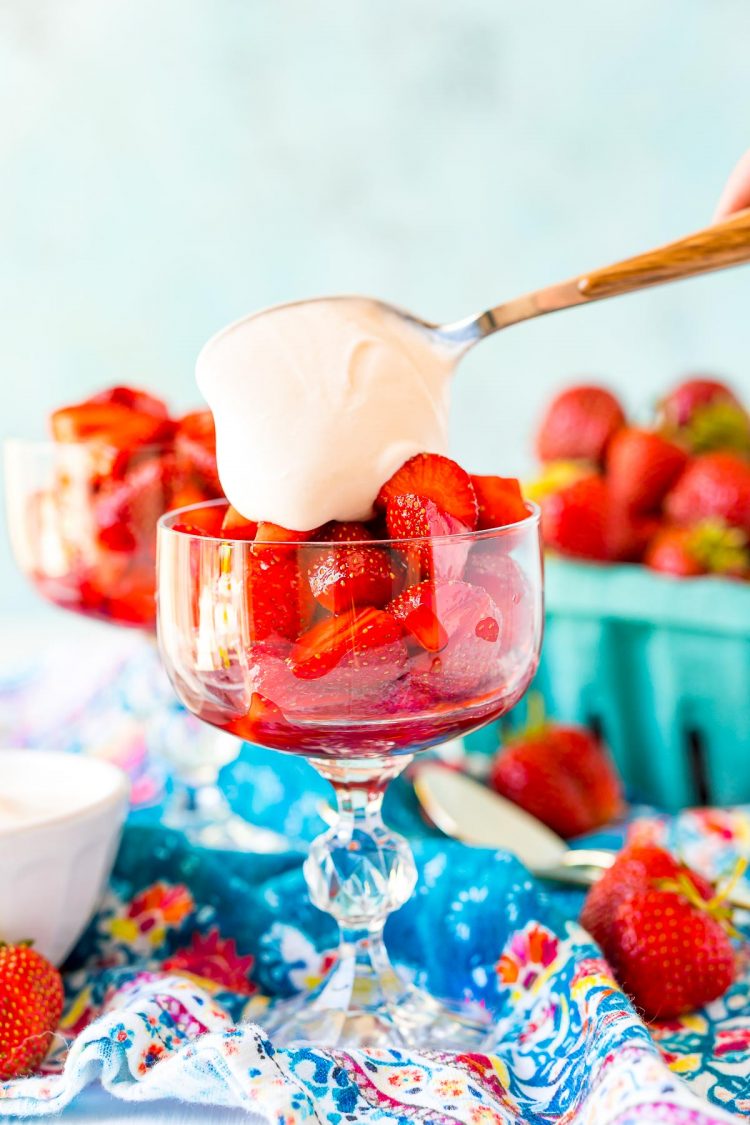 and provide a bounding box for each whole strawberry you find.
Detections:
[490,715,623,838]
[606,427,688,514]
[658,377,750,456]
[540,475,610,561]
[536,385,626,466]
[581,845,736,1020]
[664,452,750,535]
[645,521,750,579]
[0,942,64,1080]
